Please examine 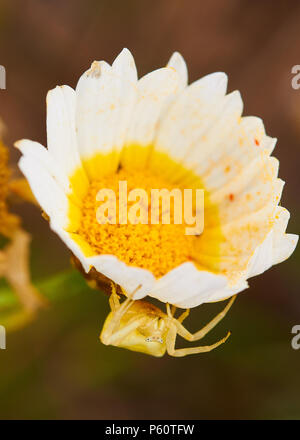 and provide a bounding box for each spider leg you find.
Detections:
[166,324,231,357]
[109,282,142,313]
[171,305,176,316]
[166,322,178,354]
[120,283,142,300]
[102,284,143,345]
[177,308,190,324]
[172,295,236,342]
[166,303,189,323]
[109,283,120,312]
[102,296,135,341]
[112,282,143,314]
